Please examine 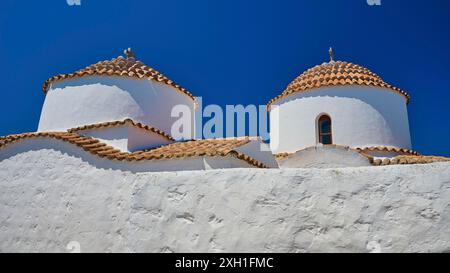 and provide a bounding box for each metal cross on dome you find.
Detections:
[329,47,334,62]
[124,47,135,59]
